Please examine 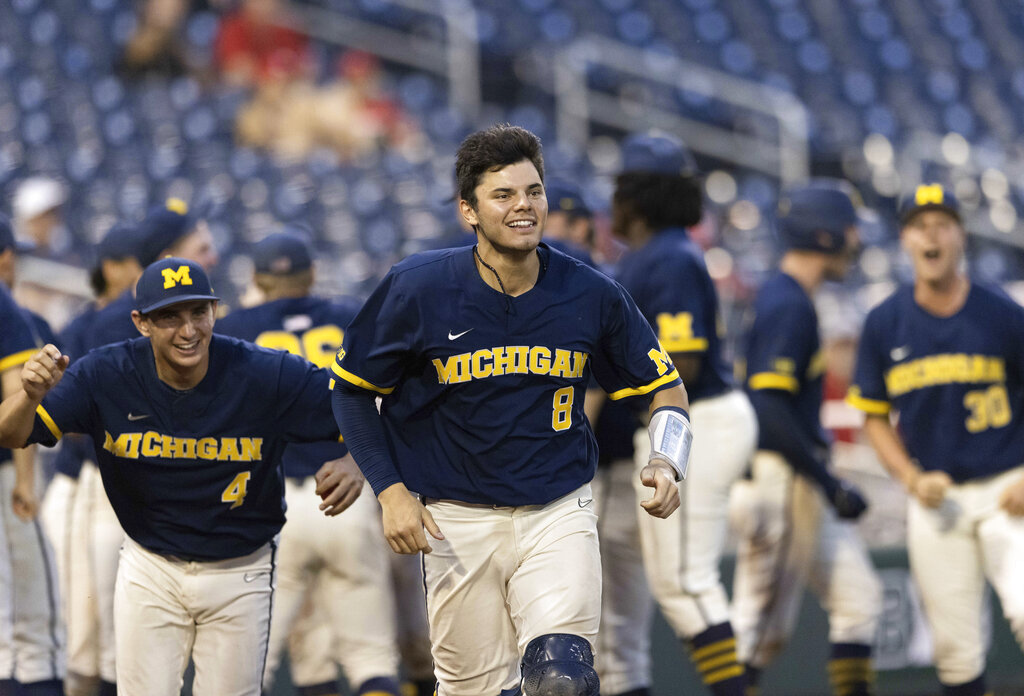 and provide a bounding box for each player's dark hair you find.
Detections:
[614,172,703,230]
[456,124,545,208]
[89,265,107,297]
